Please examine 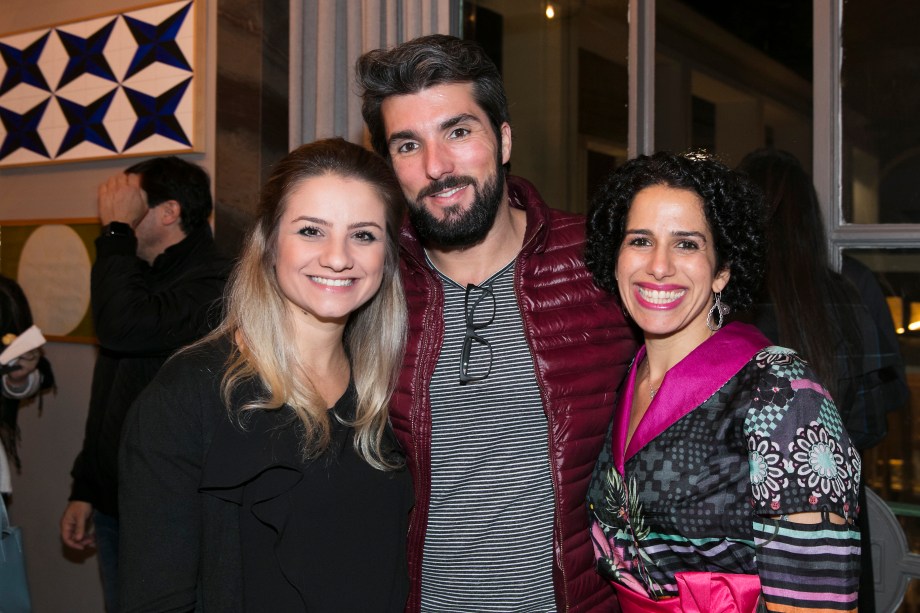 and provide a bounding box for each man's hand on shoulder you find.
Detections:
[98,172,148,228]
[60,500,96,550]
